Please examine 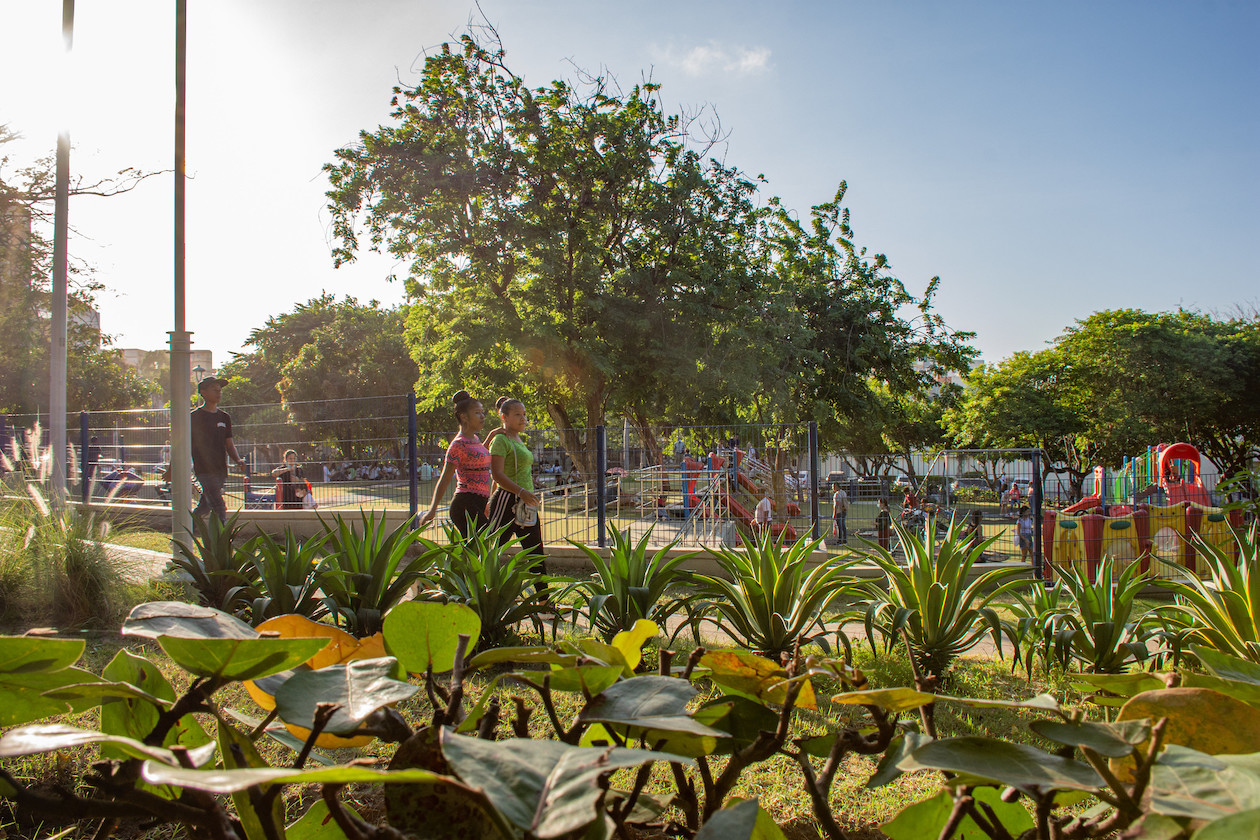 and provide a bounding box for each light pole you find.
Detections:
[169,0,192,544]
[49,0,75,508]
[192,364,205,384]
